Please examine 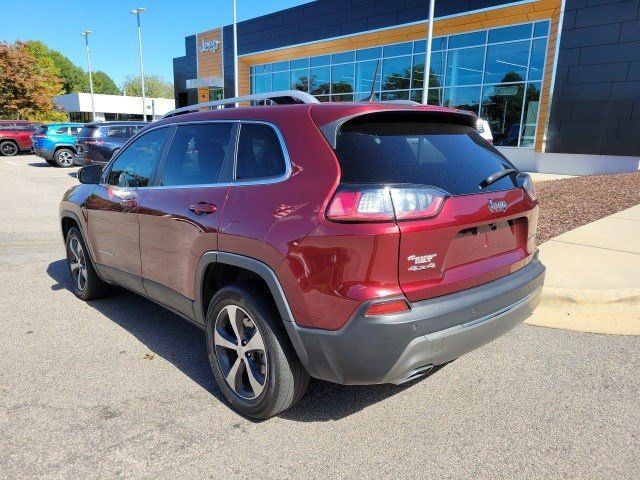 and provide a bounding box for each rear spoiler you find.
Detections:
[319,108,478,149]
